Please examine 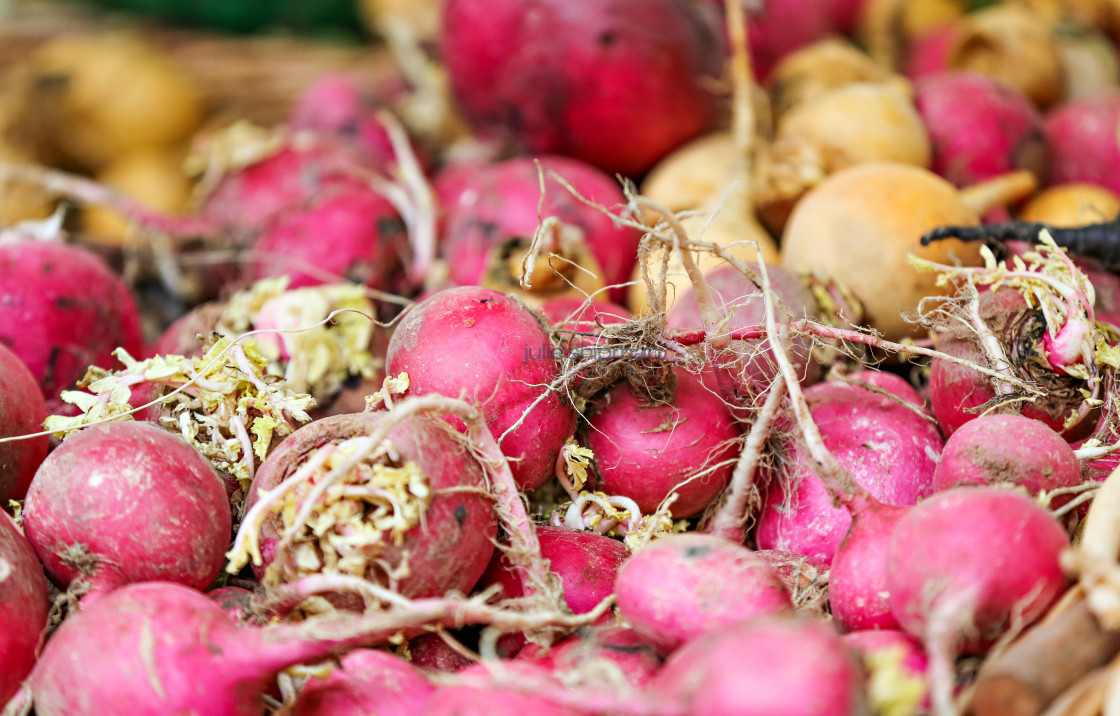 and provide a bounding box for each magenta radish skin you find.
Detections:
[289,74,397,170]
[0,239,143,410]
[843,630,928,673]
[906,25,960,80]
[441,0,724,176]
[829,503,910,632]
[291,649,435,716]
[703,0,834,81]
[519,626,661,686]
[587,367,740,517]
[440,156,641,303]
[887,487,1070,654]
[0,342,48,501]
[408,634,474,674]
[614,534,792,654]
[915,72,1047,187]
[245,411,497,599]
[22,422,231,597]
[422,663,581,716]
[652,616,867,716]
[206,586,256,624]
[385,287,575,492]
[1046,92,1120,194]
[931,414,1081,500]
[0,511,49,705]
[756,373,943,564]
